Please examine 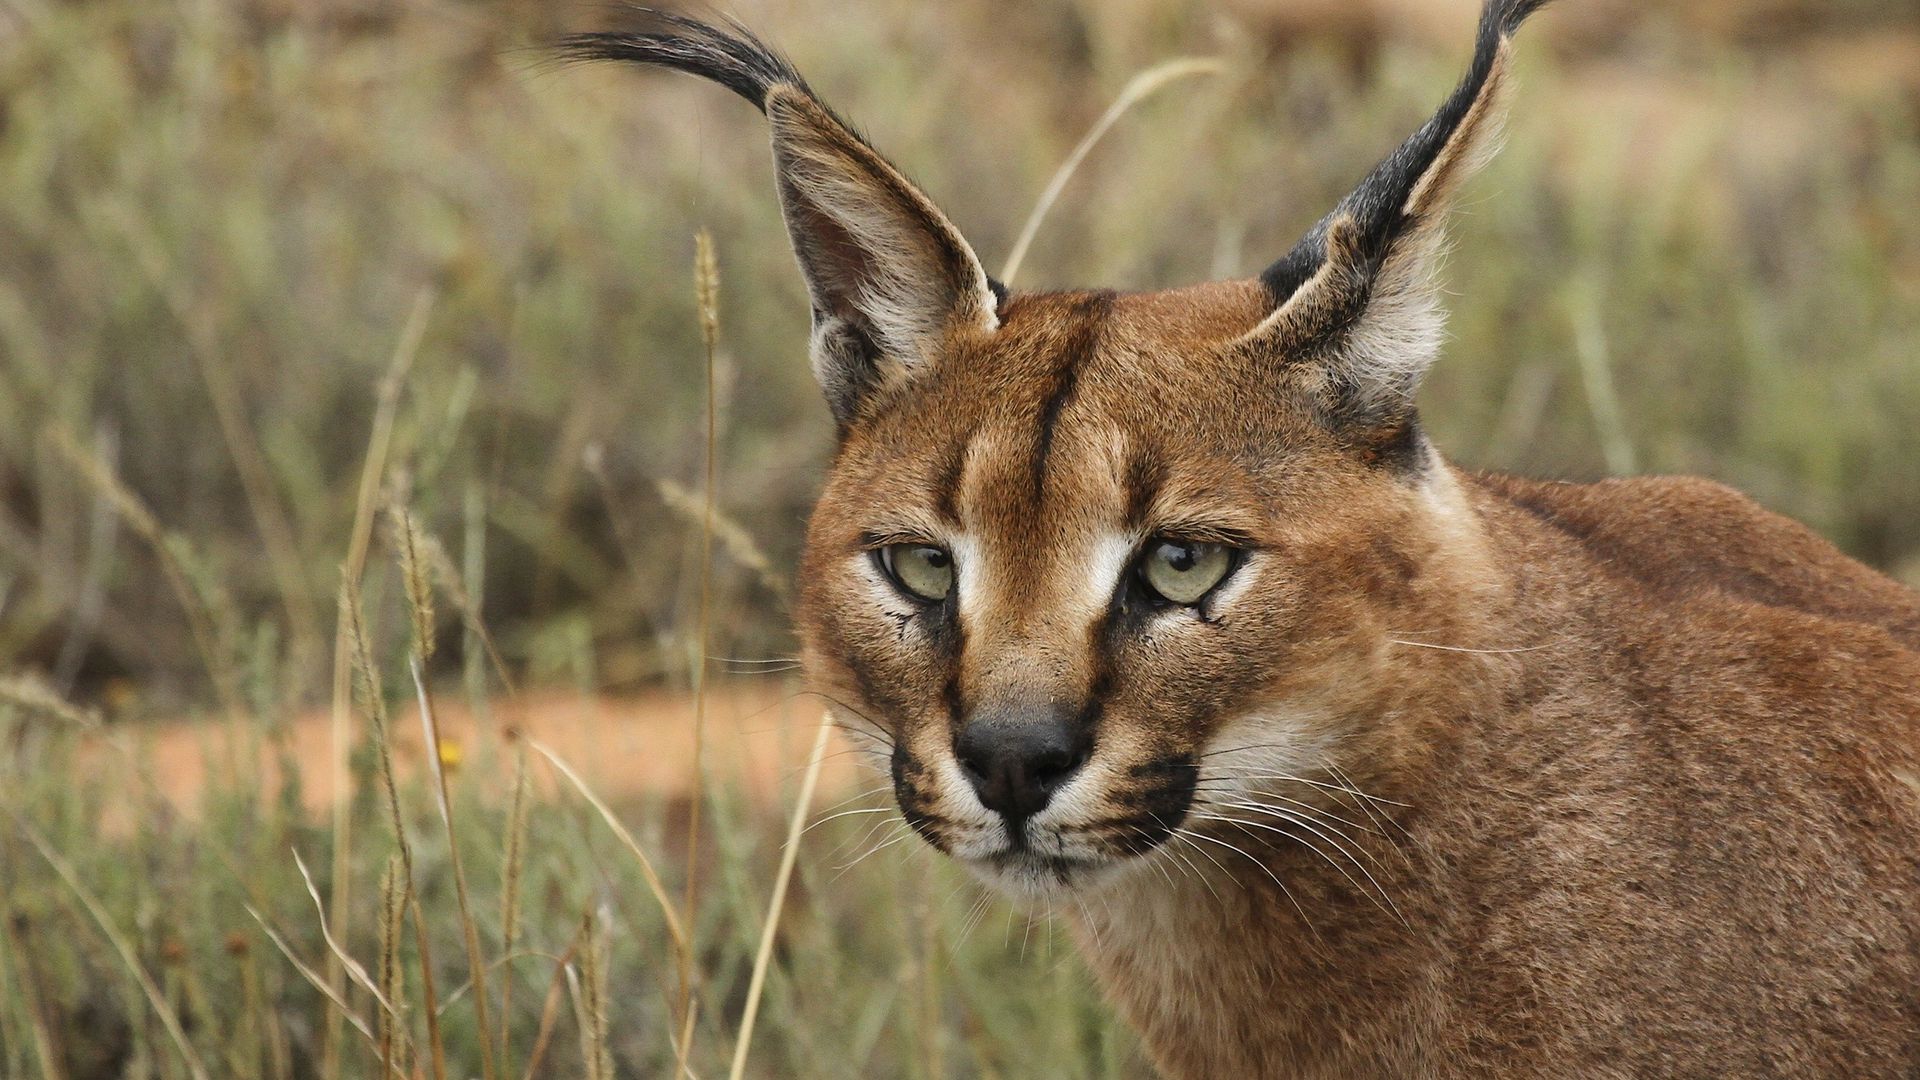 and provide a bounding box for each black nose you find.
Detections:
[953,708,1093,825]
